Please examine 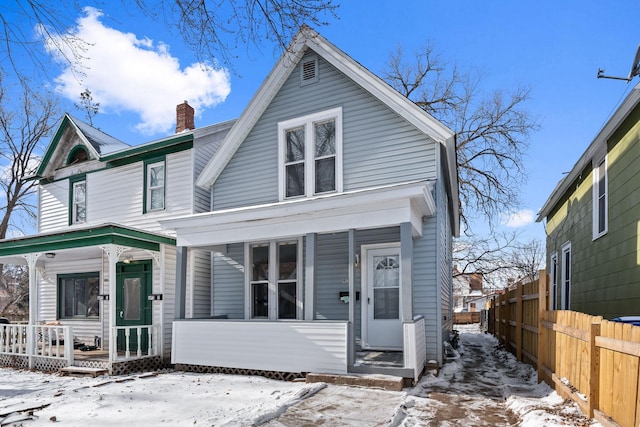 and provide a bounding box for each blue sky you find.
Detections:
[9,1,640,242]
